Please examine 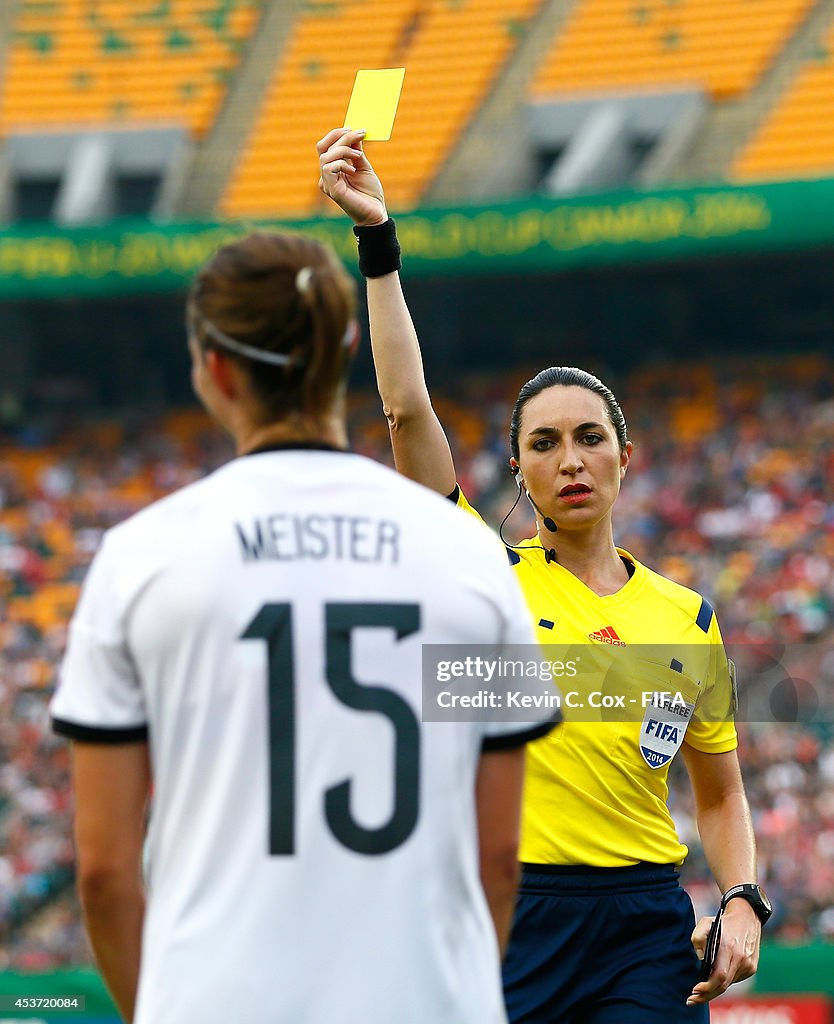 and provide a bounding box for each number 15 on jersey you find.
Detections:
[242,601,422,857]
